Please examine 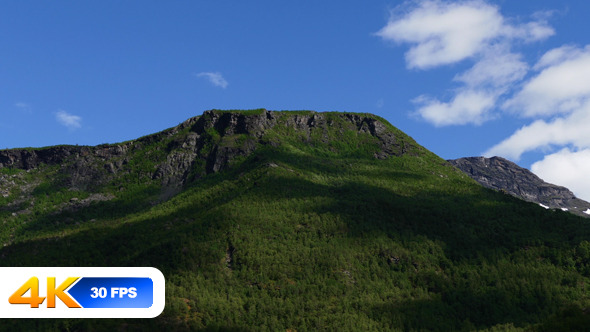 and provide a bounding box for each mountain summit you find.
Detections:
[0,109,416,192]
[449,156,590,217]
[1,110,590,331]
